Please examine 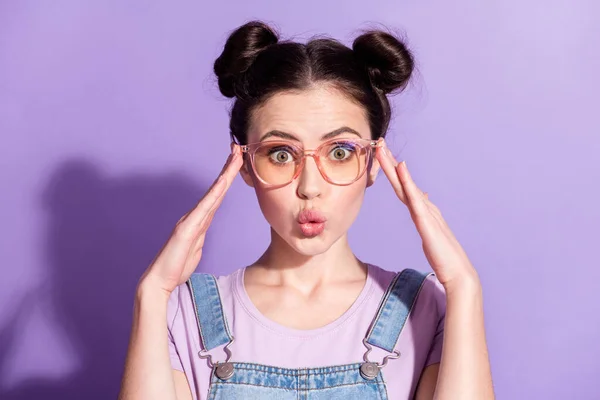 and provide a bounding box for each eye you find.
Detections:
[268,146,295,164]
[328,142,356,161]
